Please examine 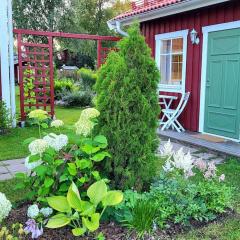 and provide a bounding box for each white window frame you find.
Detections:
[155,30,188,93]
